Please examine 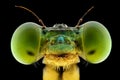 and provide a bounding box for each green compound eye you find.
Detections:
[11,22,43,65]
[79,21,112,64]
